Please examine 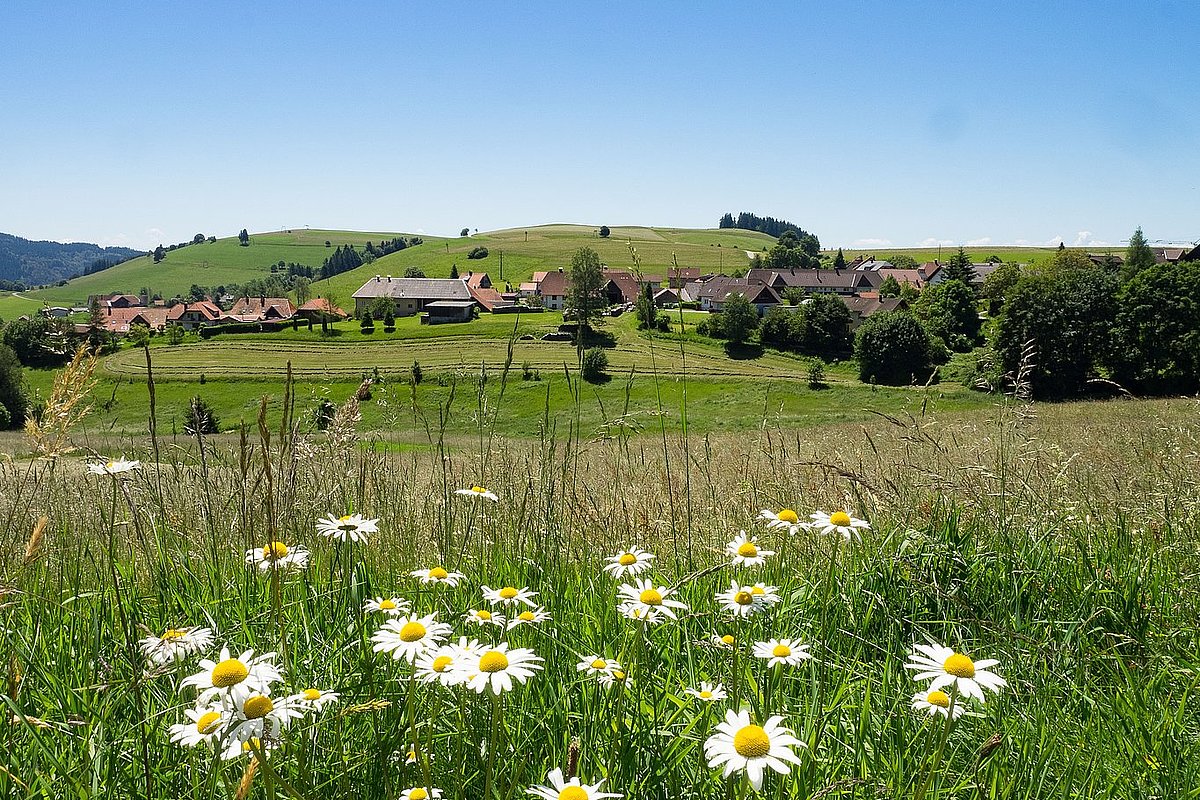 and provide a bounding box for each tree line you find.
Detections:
[718,212,810,239]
